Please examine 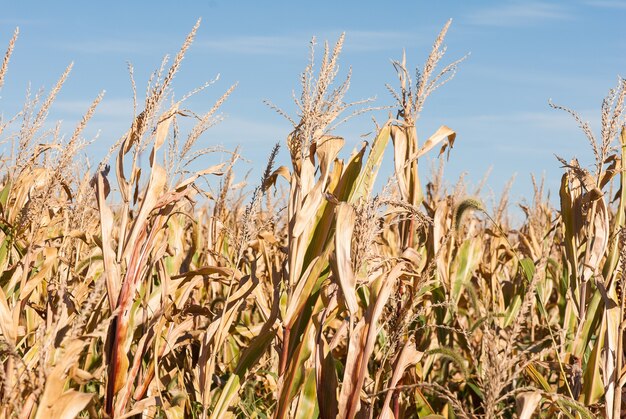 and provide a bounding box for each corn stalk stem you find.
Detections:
[279,326,291,376]
[613,283,625,418]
